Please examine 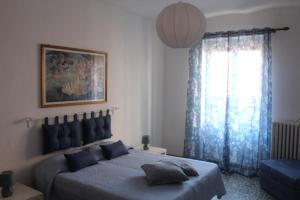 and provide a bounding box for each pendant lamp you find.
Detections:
[156,2,206,48]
